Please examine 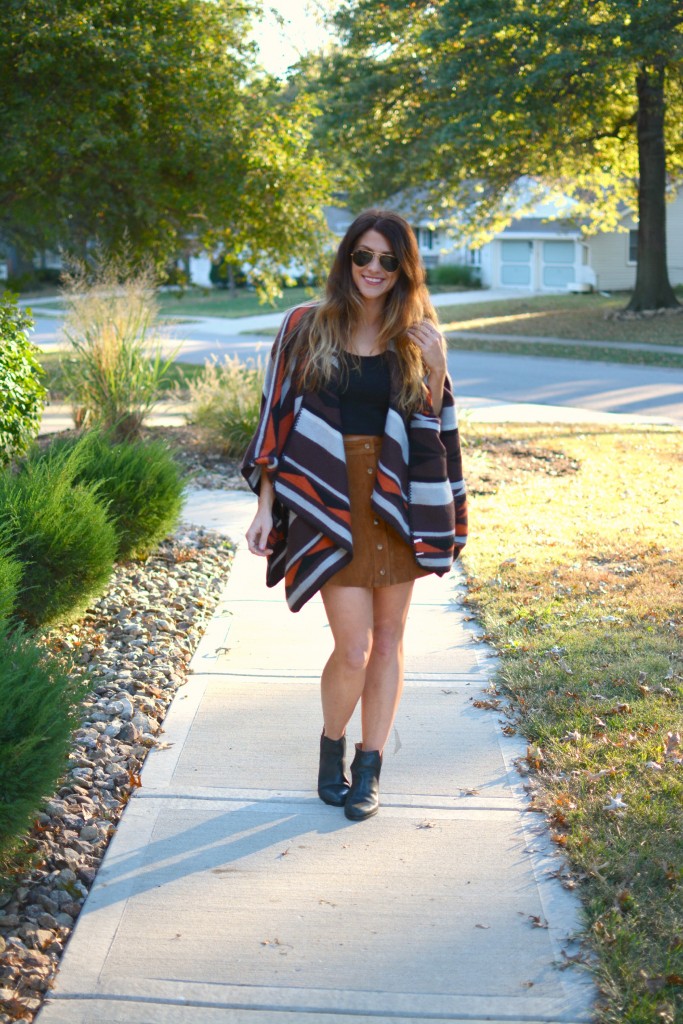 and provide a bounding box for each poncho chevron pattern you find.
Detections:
[242,305,468,612]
